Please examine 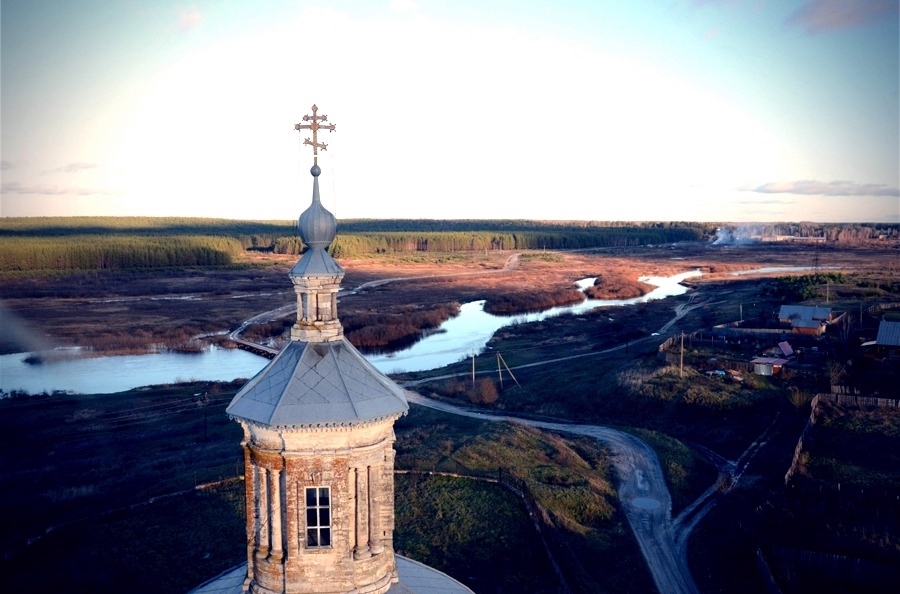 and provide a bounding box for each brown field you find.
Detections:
[2,241,894,356]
